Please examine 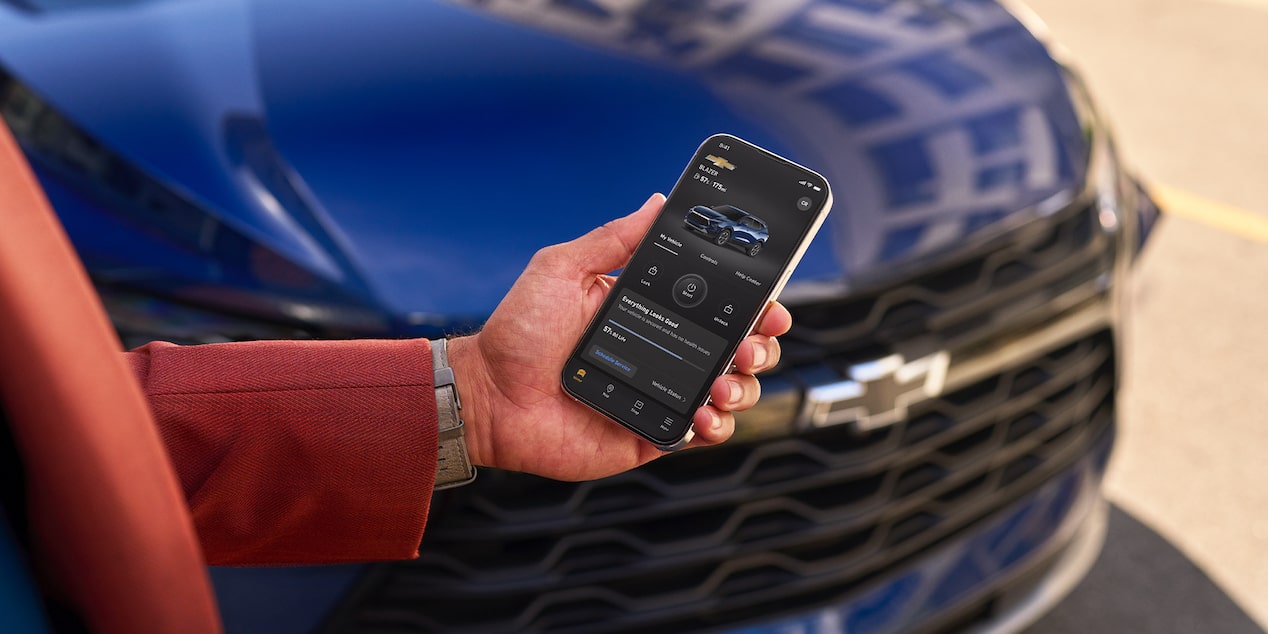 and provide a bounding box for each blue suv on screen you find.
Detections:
[685,204,770,256]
